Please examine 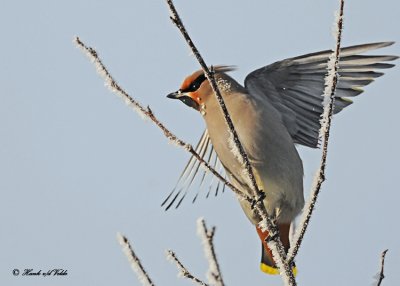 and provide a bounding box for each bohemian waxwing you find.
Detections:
[165,42,397,275]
